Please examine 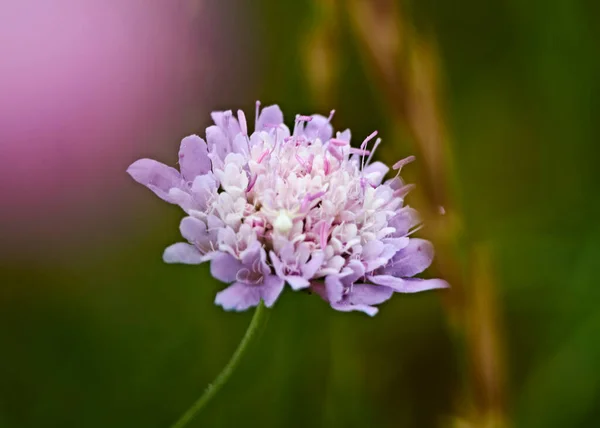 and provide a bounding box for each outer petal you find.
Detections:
[256,105,284,131]
[301,251,324,279]
[324,275,344,302]
[259,275,286,307]
[383,238,434,277]
[331,302,379,317]
[388,208,421,237]
[368,275,449,293]
[180,216,206,239]
[215,282,261,311]
[178,135,210,181]
[205,125,230,160]
[163,243,204,264]
[285,275,310,290]
[127,159,182,201]
[346,283,394,305]
[210,252,243,283]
